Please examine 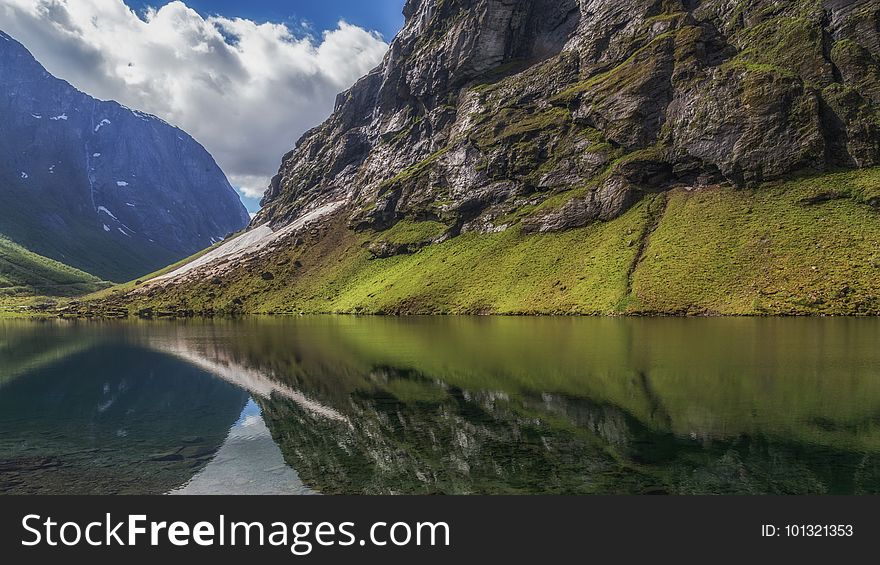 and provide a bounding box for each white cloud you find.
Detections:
[0,0,389,203]
[231,173,275,199]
